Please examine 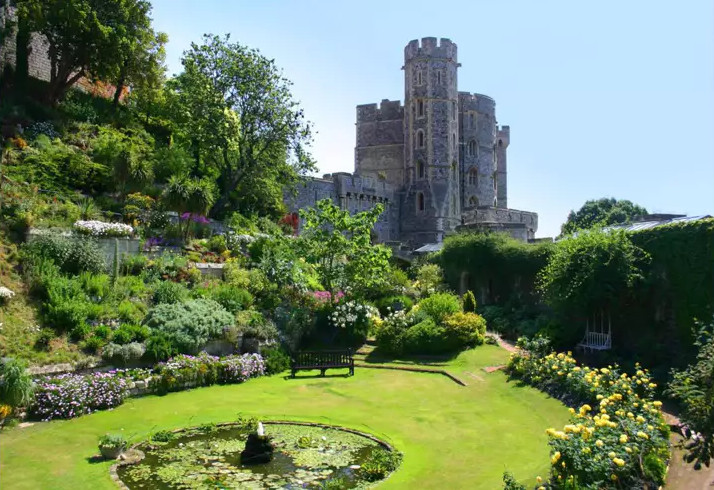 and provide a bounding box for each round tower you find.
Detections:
[458,92,498,209]
[401,37,460,246]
